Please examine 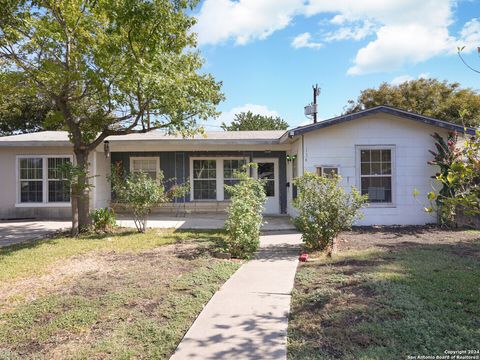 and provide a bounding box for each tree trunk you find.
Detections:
[326,238,337,258]
[74,148,91,231]
[71,183,79,236]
